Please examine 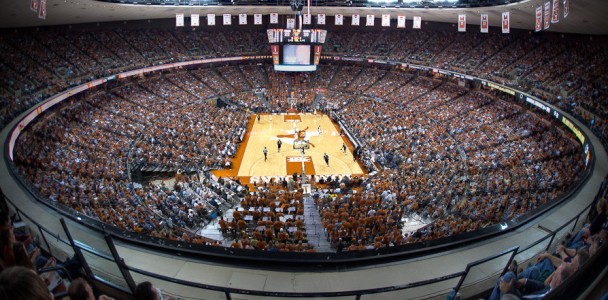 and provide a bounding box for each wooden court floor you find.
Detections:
[212,113,365,185]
